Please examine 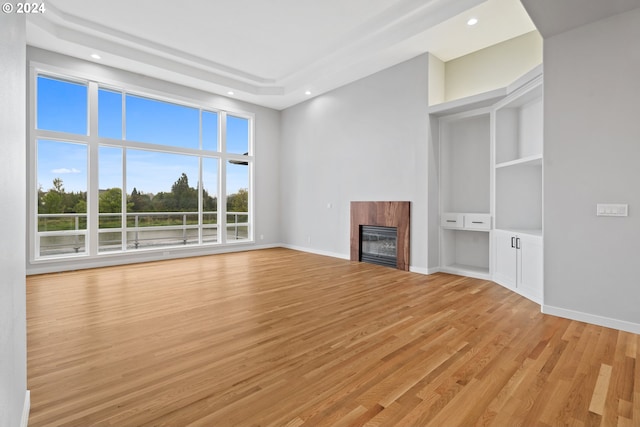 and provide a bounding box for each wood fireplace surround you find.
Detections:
[350,201,410,271]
